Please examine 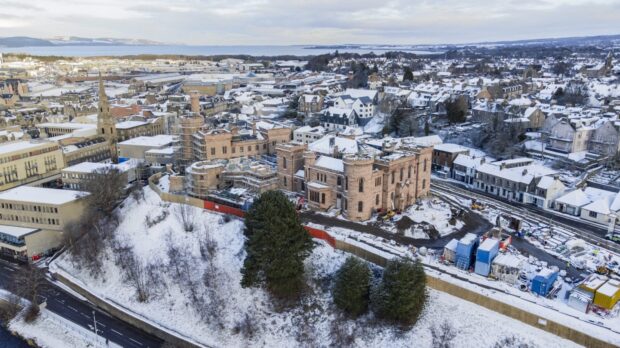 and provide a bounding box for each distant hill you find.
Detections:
[0,36,164,48]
